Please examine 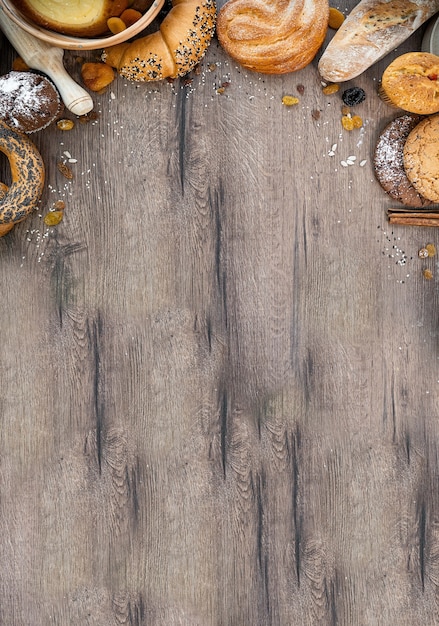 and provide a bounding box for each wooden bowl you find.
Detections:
[0,0,165,50]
